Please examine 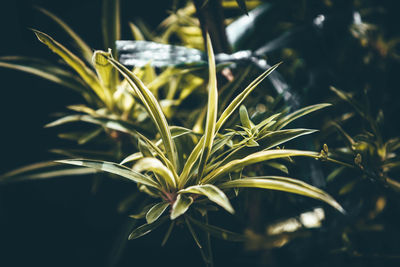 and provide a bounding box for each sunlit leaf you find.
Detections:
[275,104,331,130]
[219,177,345,213]
[106,55,177,168]
[170,194,193,220]
[57,159,160,189]
[202,149,320,184]
[197,34,218,179]
[134,157,177,190]
[179,184,234,214]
